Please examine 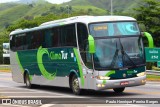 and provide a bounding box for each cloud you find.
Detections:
[45,0,71,4]
[0,0,19,3]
